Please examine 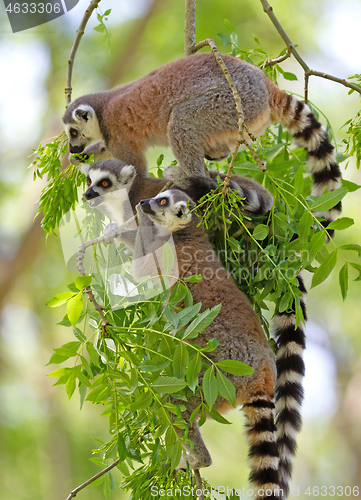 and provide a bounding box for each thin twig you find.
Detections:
[263,48,291,68]
[65,0,102,107]
[260,0,361,98]
[192,38,265,182]
[304,73,310,105]
[184,0,196,56]
[194,469,204,500]
[65,459,120,500]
